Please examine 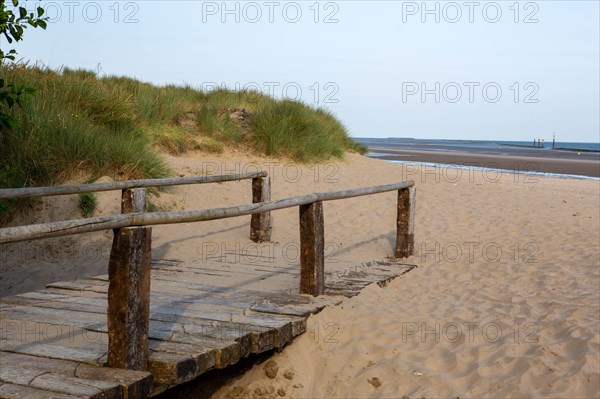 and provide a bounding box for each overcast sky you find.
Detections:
[12,0,600,142]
